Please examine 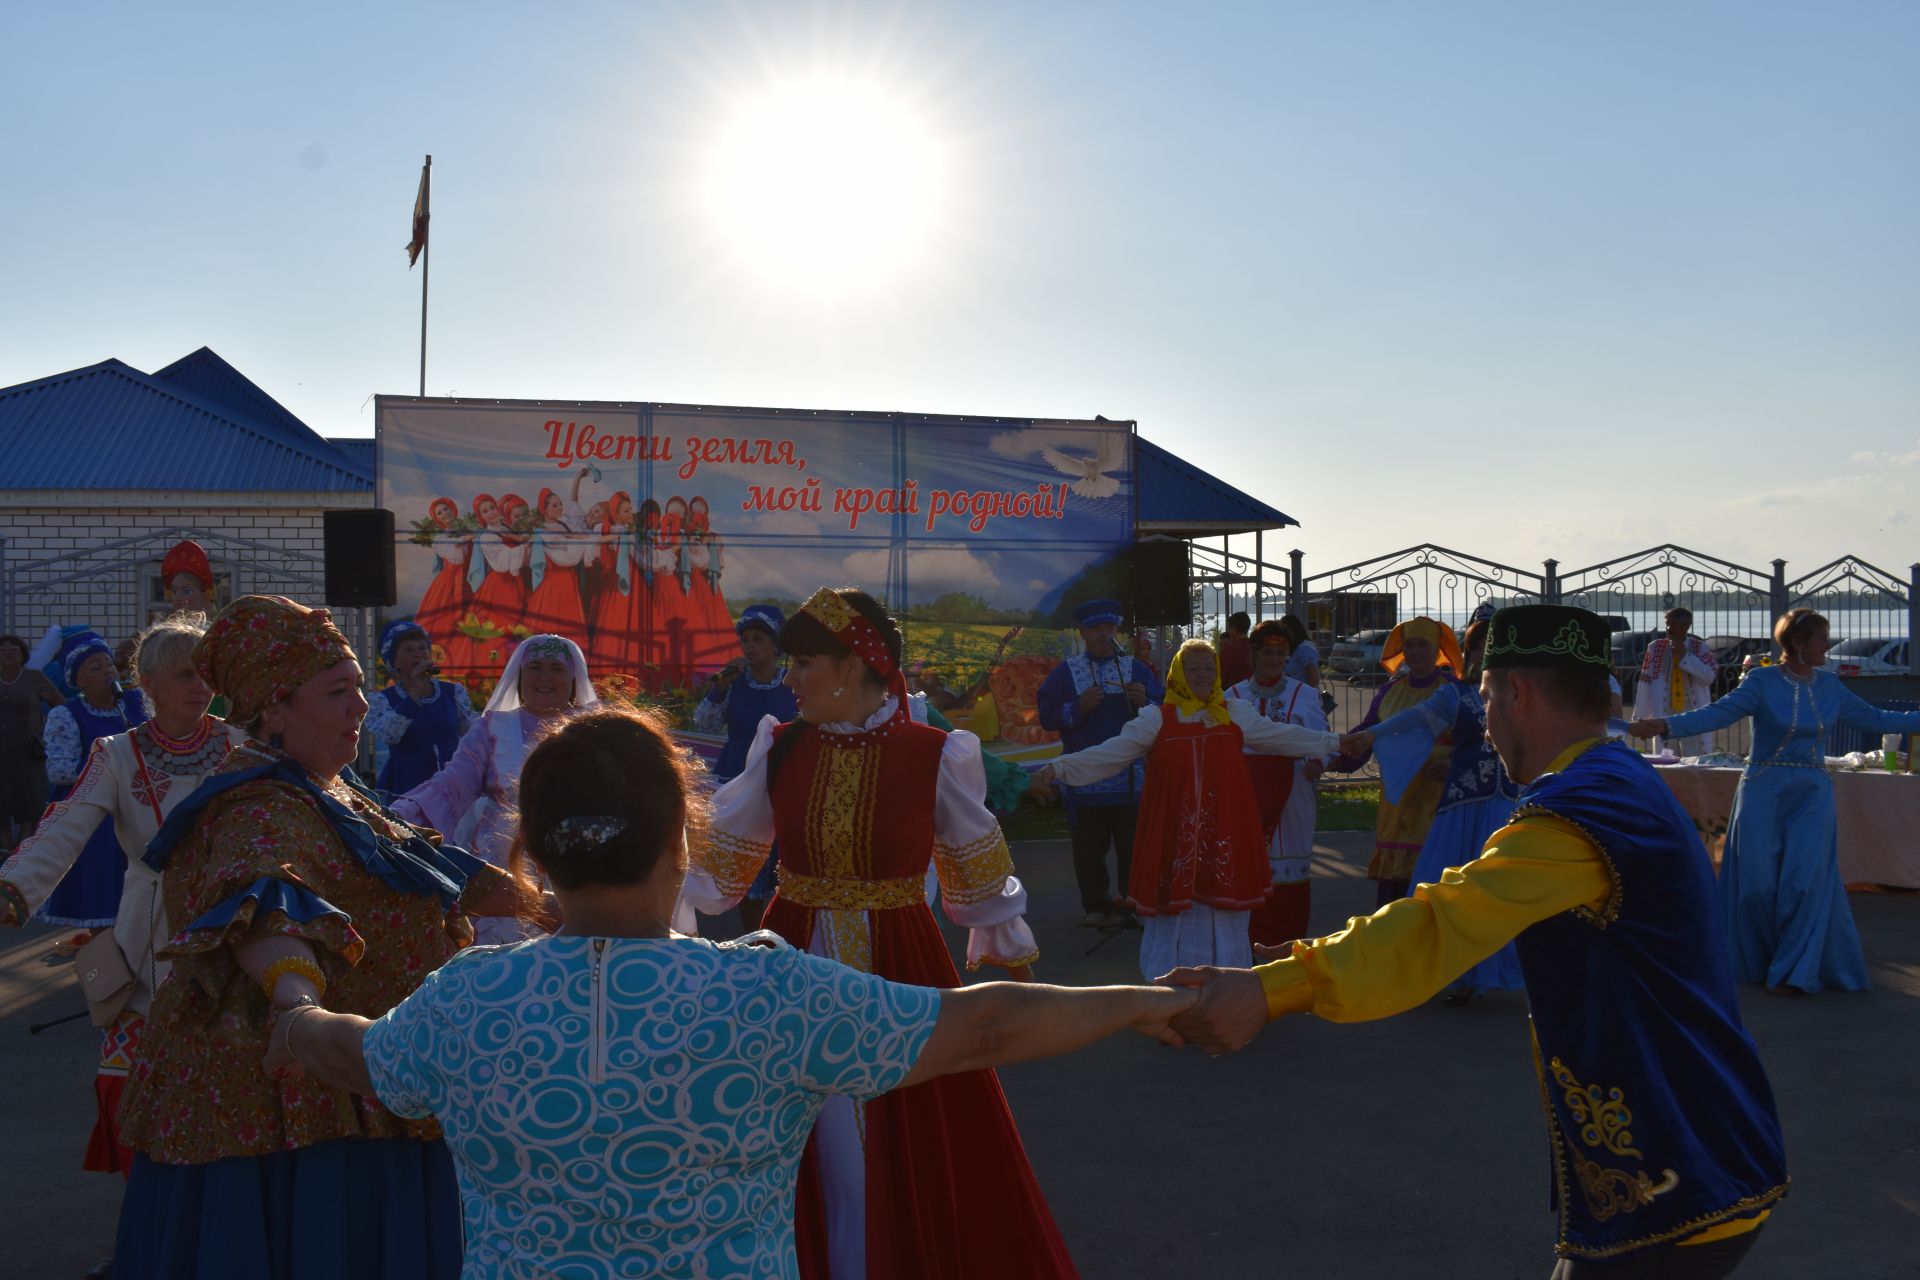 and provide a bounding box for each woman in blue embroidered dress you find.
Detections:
[365,620,477,798]
[262,703,1195,1280]
[692,604,797,924]
[112,596,513,1280]
[38,630,148,927]
[1634,608,1920,993]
